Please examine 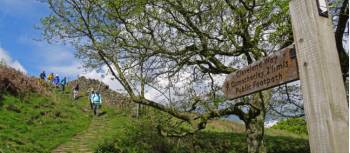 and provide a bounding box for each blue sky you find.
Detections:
[0,0,83,79]
[0,0,125,90]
